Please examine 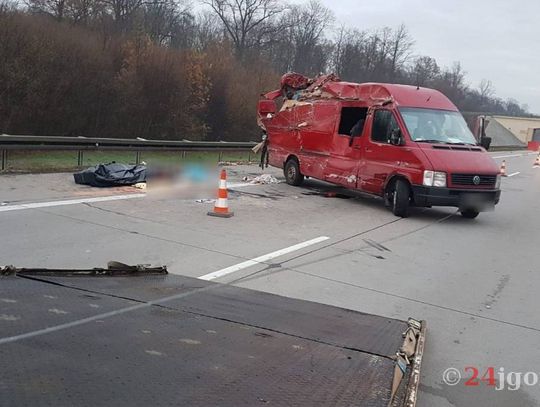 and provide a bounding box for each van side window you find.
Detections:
[372,110,399,143]
[338,107,368,137]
